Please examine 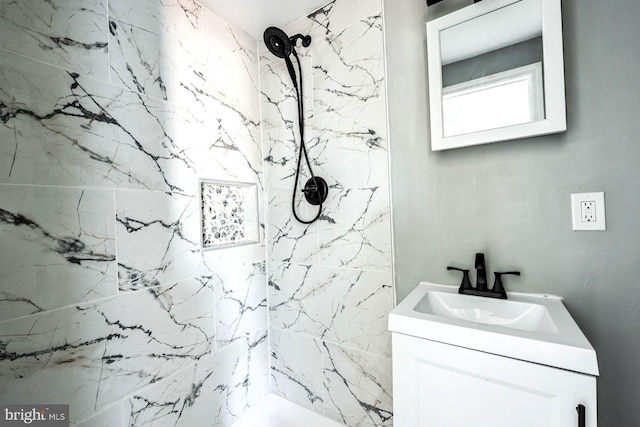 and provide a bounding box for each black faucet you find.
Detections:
[447,252,520,299]
[475,253,488,291]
